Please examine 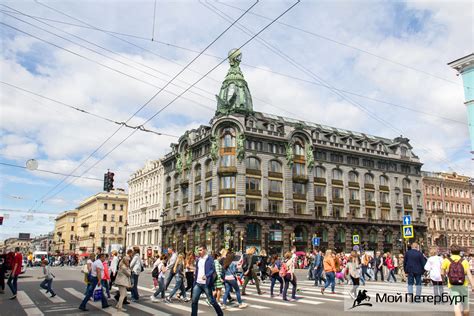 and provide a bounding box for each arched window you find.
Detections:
[315,166,326,178]
[402,178,411,189]
[379,175,388,186]
[247,223,261,241]
[294,226,308,242]
[336,228,345,243]
[294,140,305,156]
[332,168,343,180]
[221,127,236,148]
[246,157,260,170]
[384,231,392,243]
[195,164,201,176]
[364,173,374,184]
[348,171,358,182]
[400,147,407,157]
[193,226,200,245]
[269,160,282,173]
[269,224,283,241]
[369,230,377,243]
